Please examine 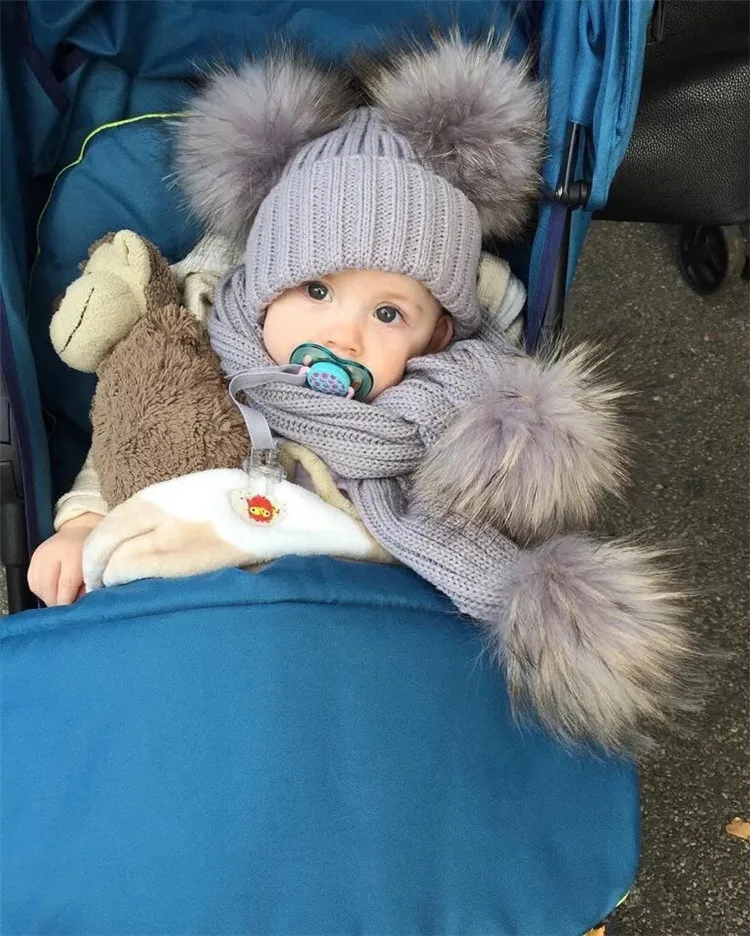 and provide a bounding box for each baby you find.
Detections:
[27,45,569,604]
[29,37,544,605]
[26,42,691,754]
